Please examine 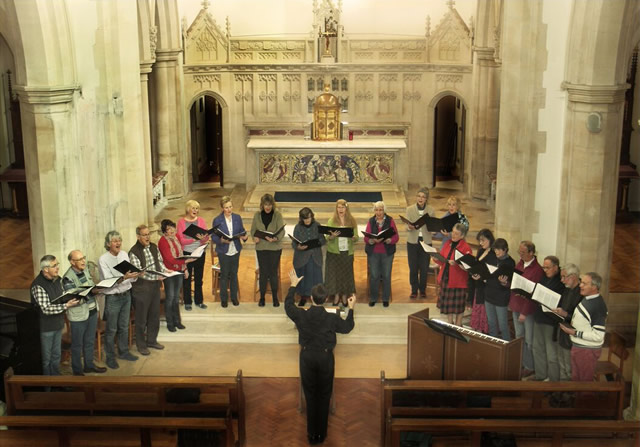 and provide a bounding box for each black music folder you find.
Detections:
[289,234,321,249]
[212,227,246,241]
[113,260,146,275]
[253,225,285,240]
[318,225,354,238]
[361,226,396,240]
[400,213,459,232]
[52,287,93,304]
[182,224,213,240]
